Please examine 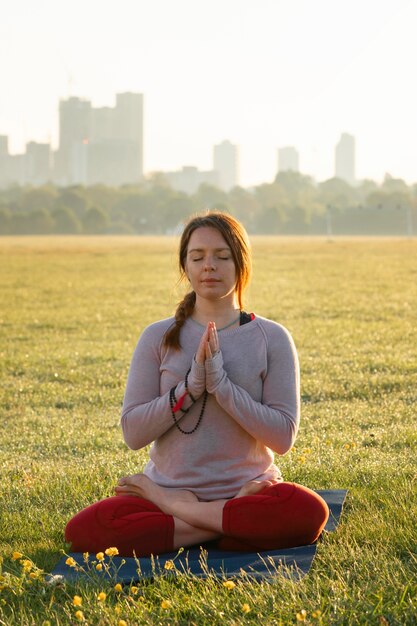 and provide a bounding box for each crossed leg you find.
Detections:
[65,475,328,556]
[115,474,277,546]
